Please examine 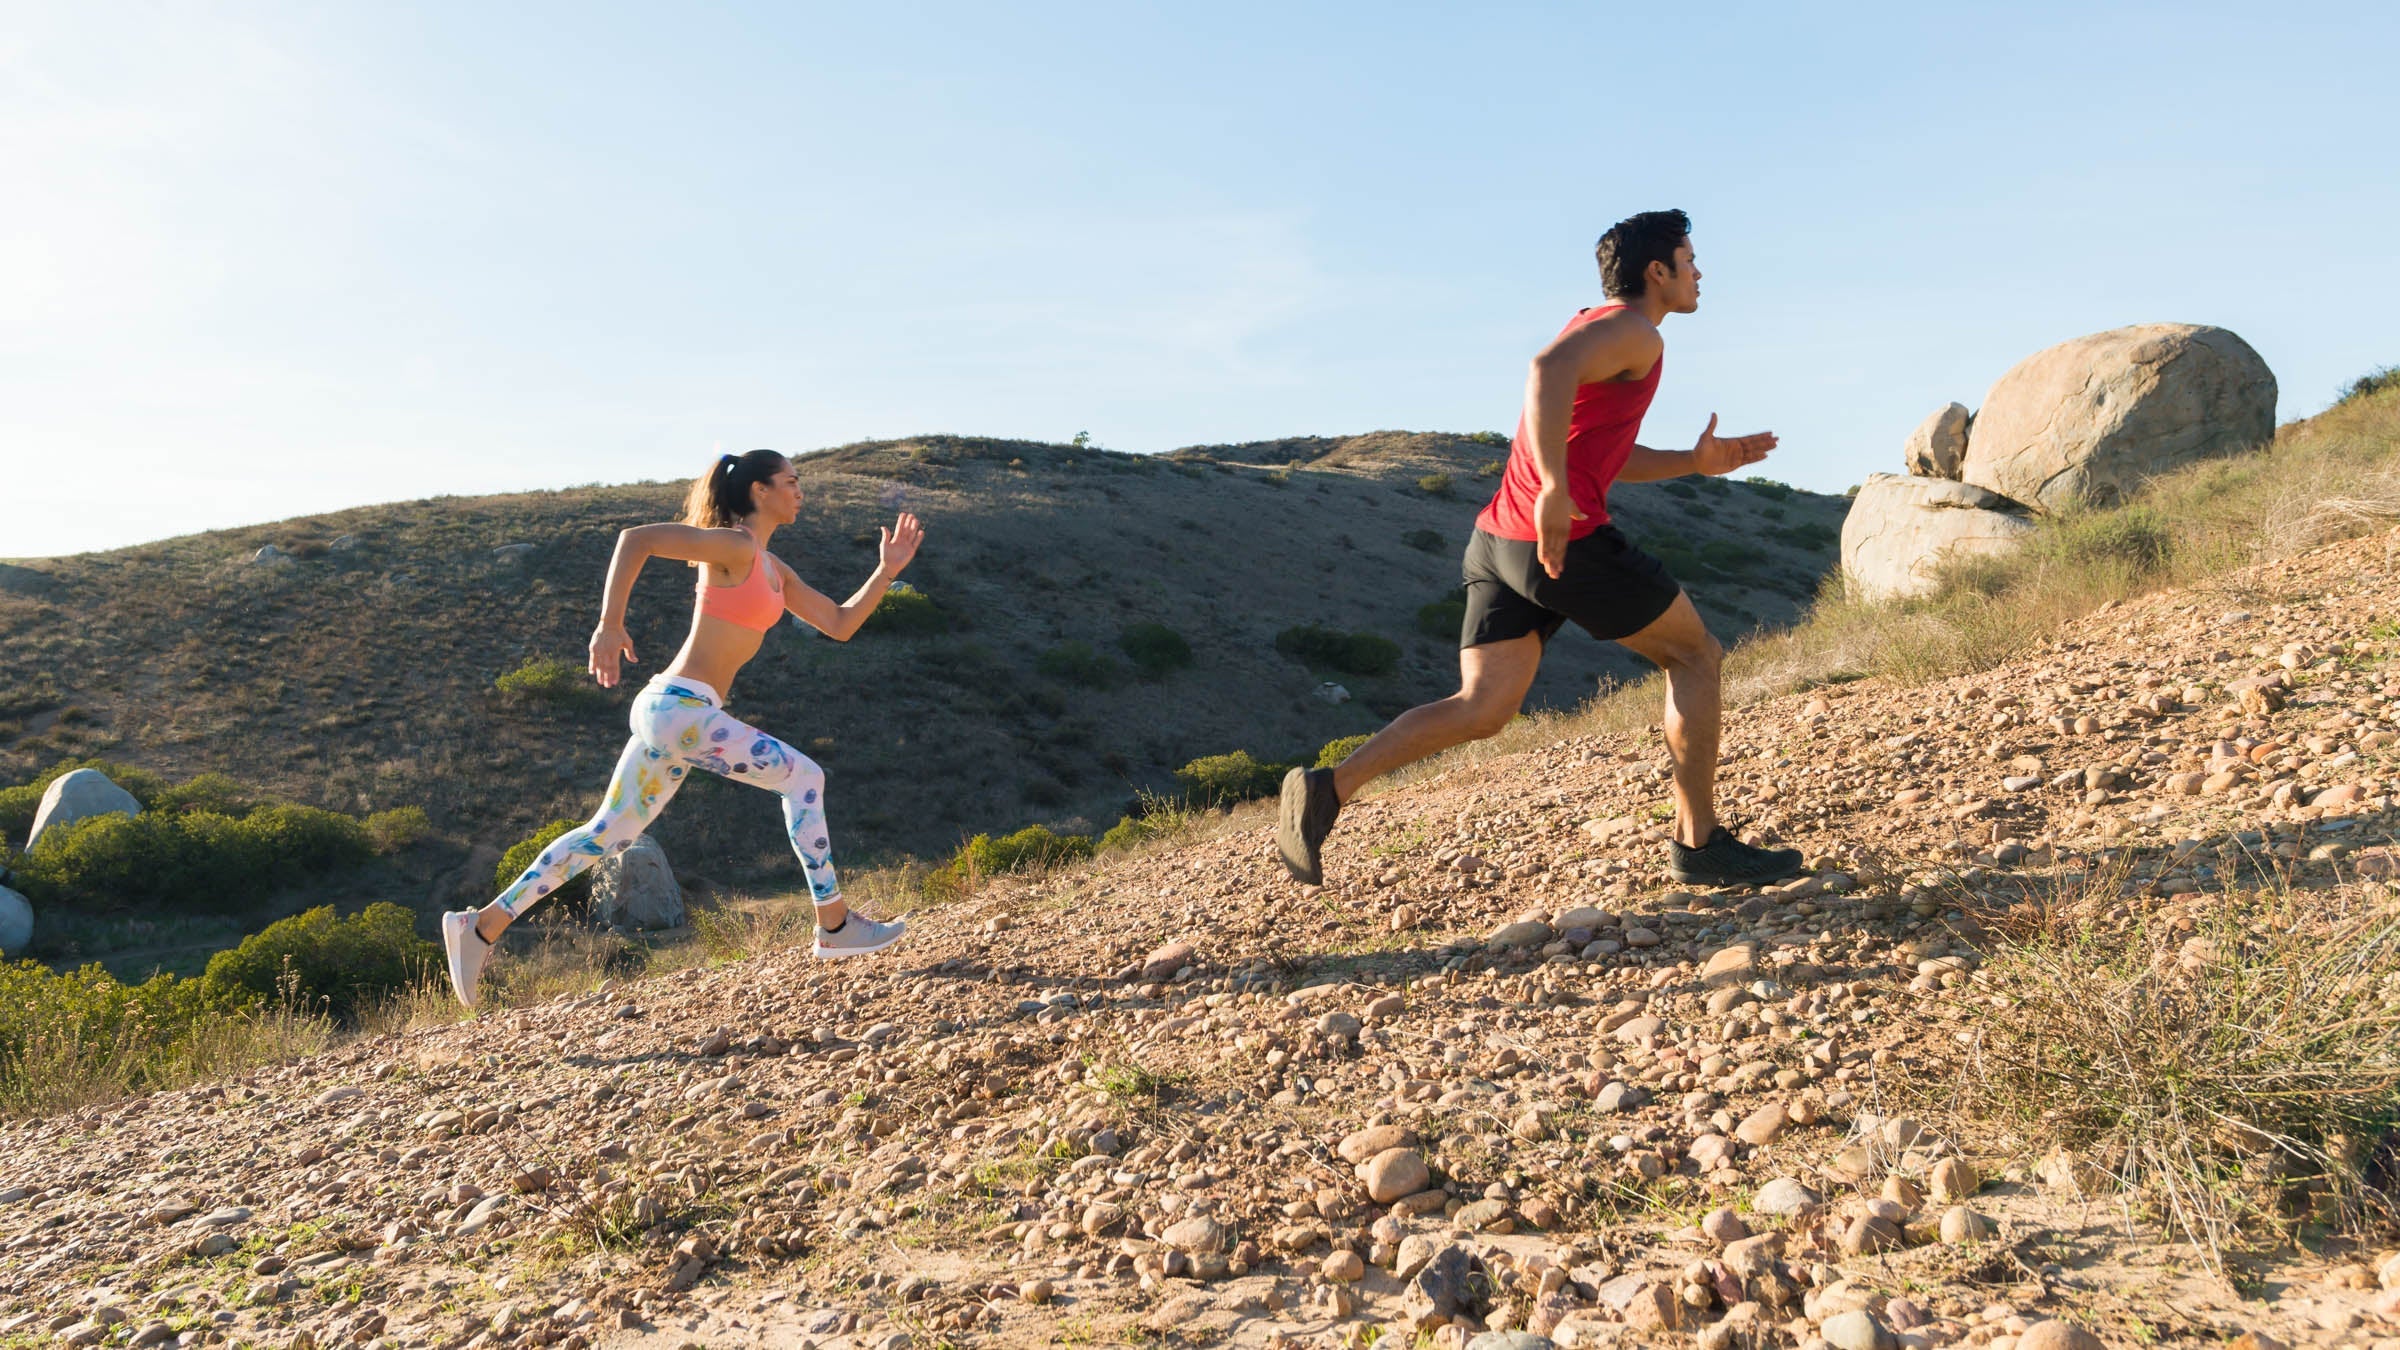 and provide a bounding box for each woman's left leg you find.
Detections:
[677,704,905,956]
